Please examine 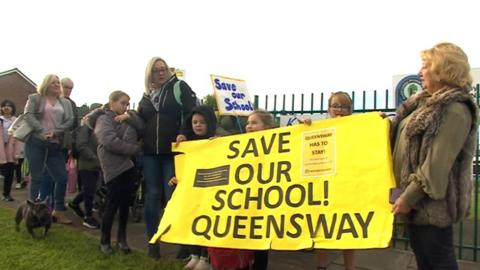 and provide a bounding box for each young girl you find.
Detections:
[67,117,102,229]
[169,105,218,270]
[0,100,23,201]
[85,91,144,255]
[315,91,354,270]
[208,109,276,270]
